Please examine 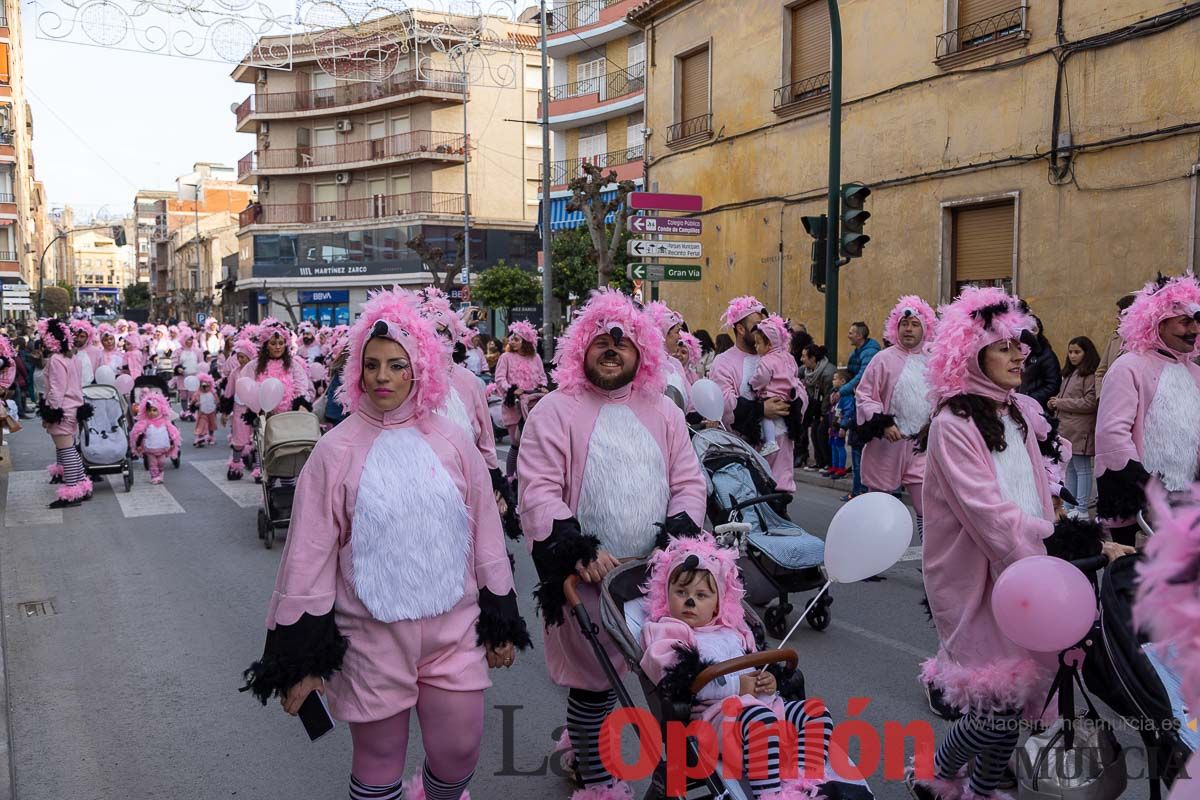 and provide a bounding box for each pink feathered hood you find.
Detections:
[232,337,258,361]
[678,331,702,367]
[643,534,756,651]
[252,318,291,349]
[927,286,1034,403]
[130,393,181,453]
[883,295,937,353]
[720,295,766,329]
[507,319,538,345]
[1118,274,1200,355]
[38,317,71,353]
[754,314,791,352]
[645,301,683,335]
[551,289,667,396]
[335,287,448,419]
[417,287,470,342]
[68,319,95,344]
